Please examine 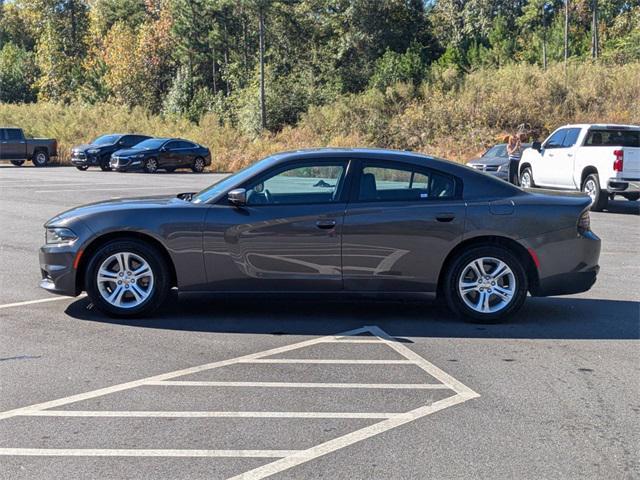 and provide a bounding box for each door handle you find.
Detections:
[316,219,336,229]
[435,213,456,222]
